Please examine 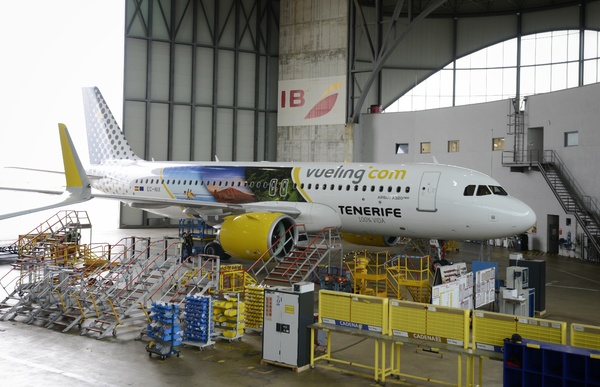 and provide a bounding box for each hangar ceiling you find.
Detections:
[349,0,600,121]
